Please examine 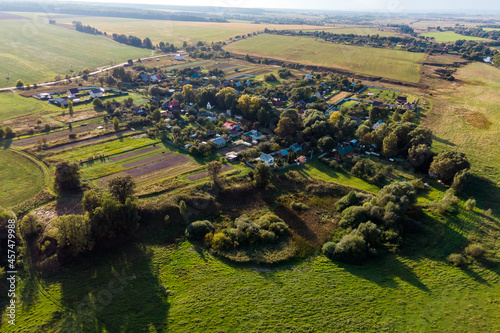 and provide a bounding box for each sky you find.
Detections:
[54,0,500,13]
